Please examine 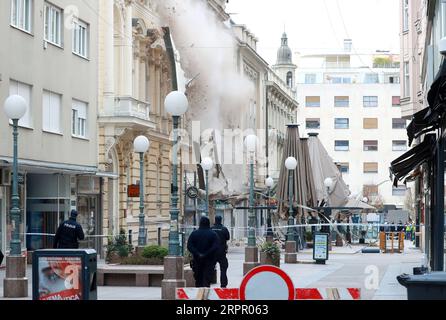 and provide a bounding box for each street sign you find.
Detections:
[239,265,295,300]
[127,185,140,198]
[313,233,329,264]
[186,186,199,199]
